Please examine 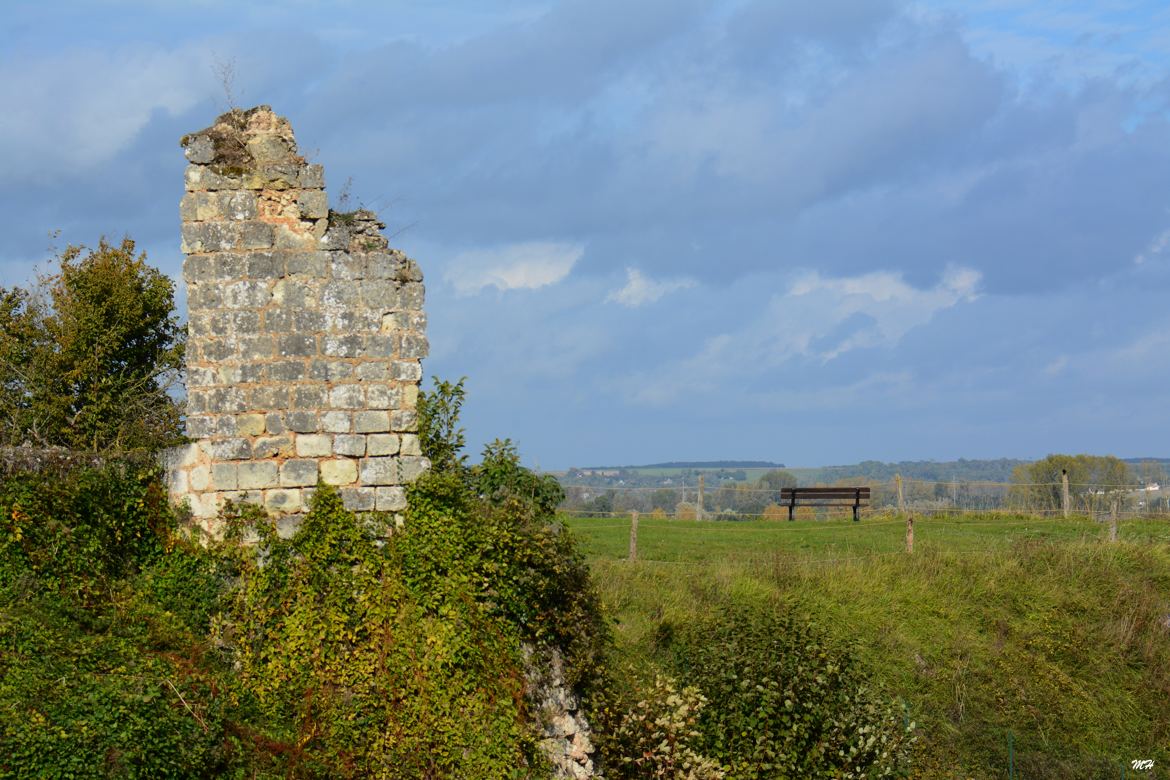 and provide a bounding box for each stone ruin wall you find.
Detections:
[165,106,428,530]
